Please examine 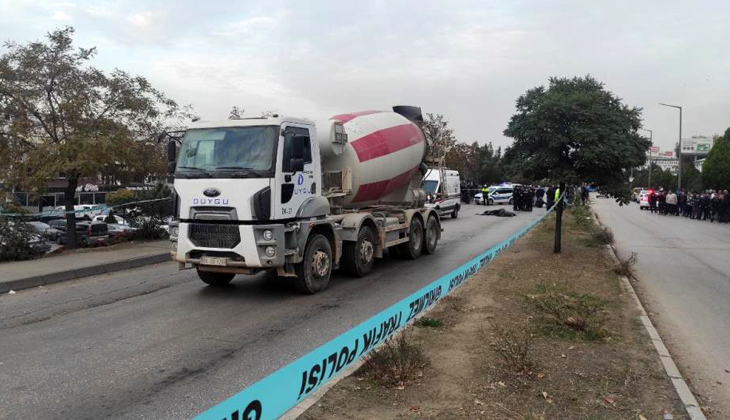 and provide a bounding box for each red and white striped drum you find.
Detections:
[324,110,427,208]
